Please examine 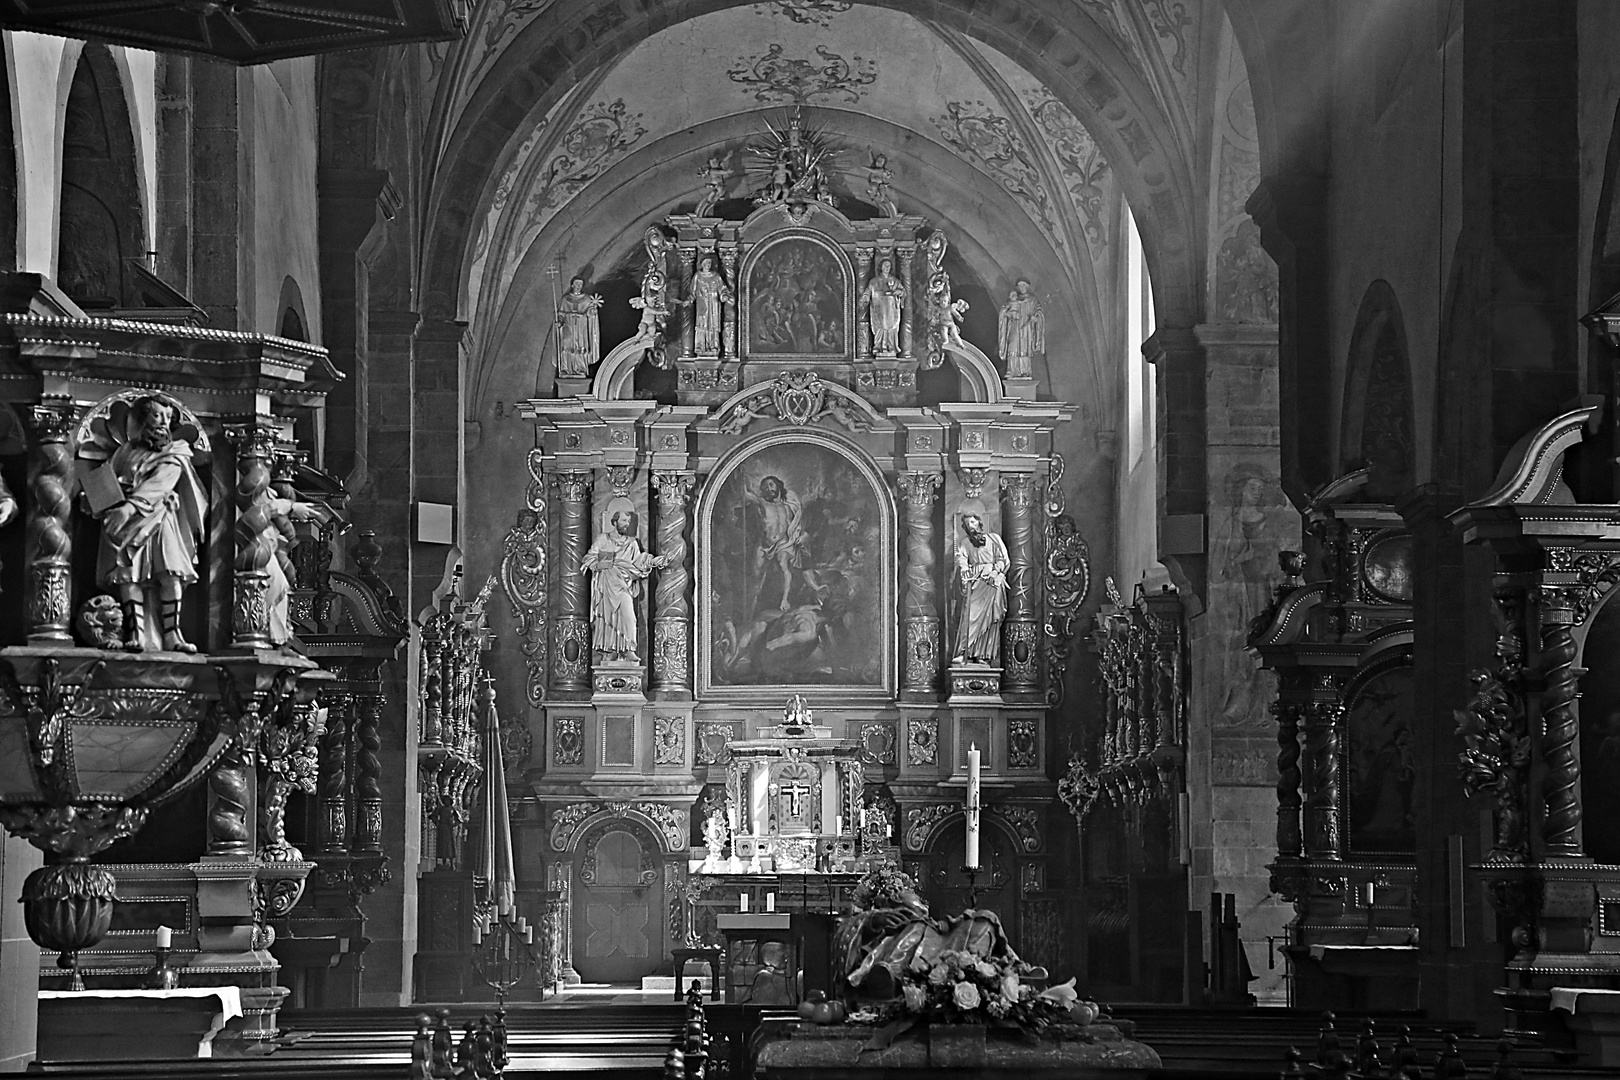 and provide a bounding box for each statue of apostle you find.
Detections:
[585,508,671,661]
[862,256,907,356]
[951,513,1009,665]
[997,278,1045,379]
[556,276,603,379]
[686,254,733,356]
[95,396,208,652]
